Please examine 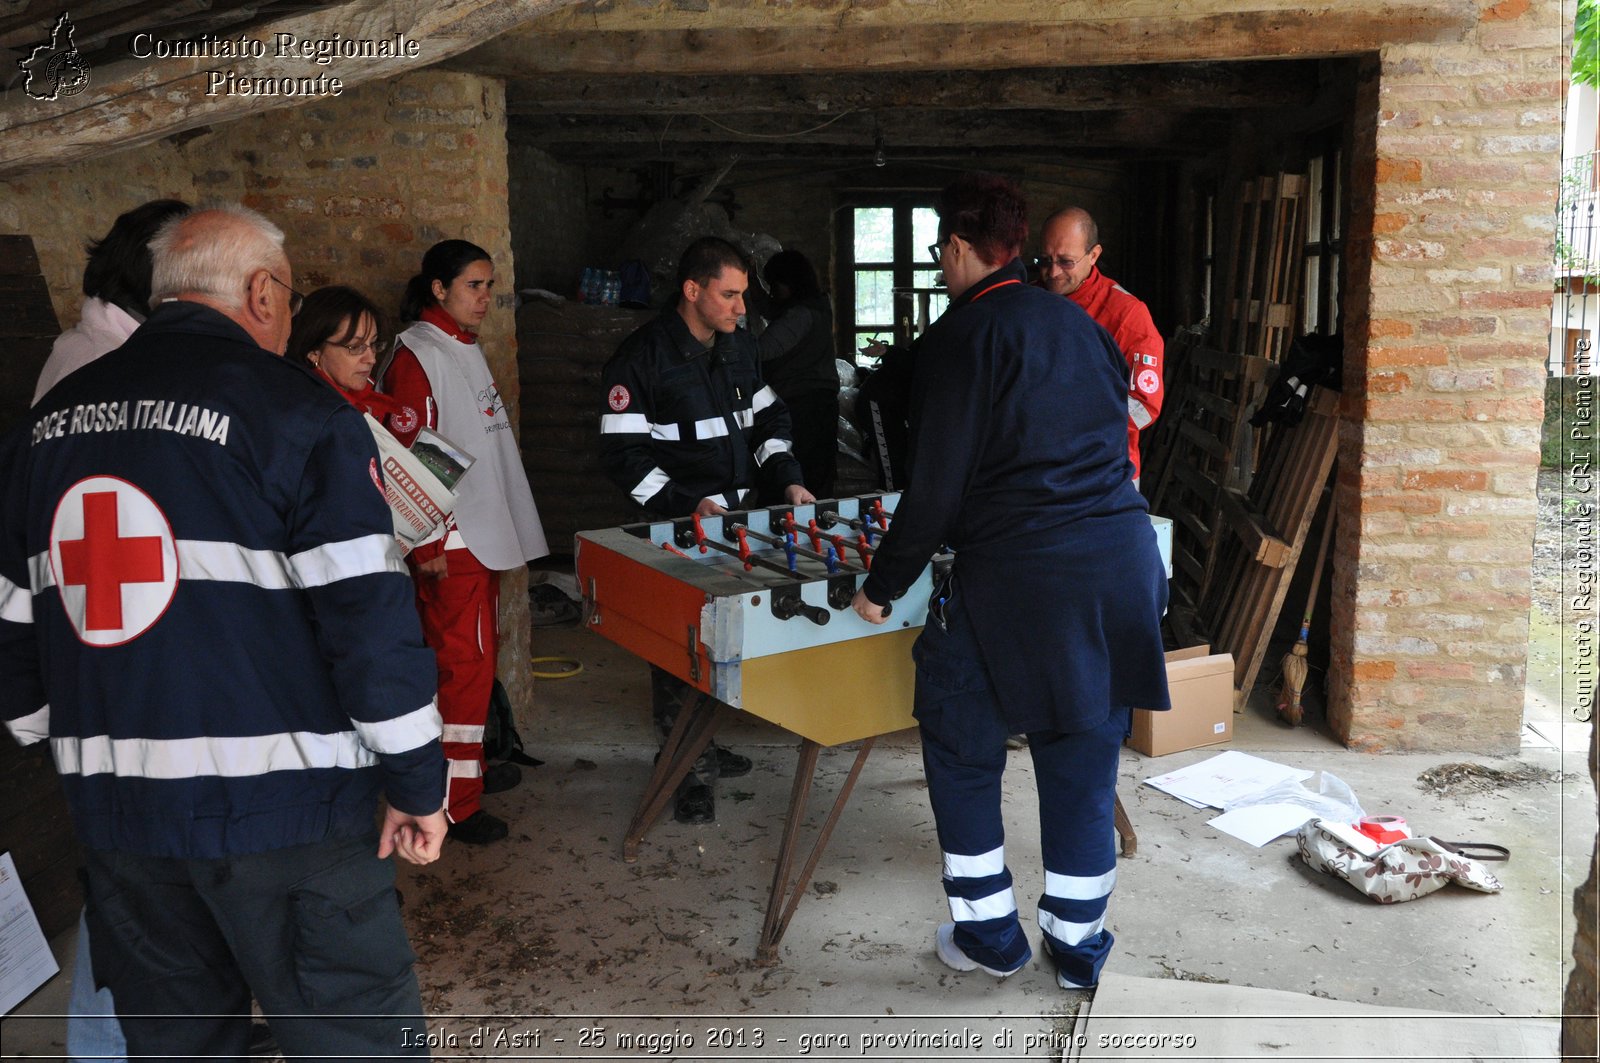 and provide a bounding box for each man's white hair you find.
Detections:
[148,203,287,310]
